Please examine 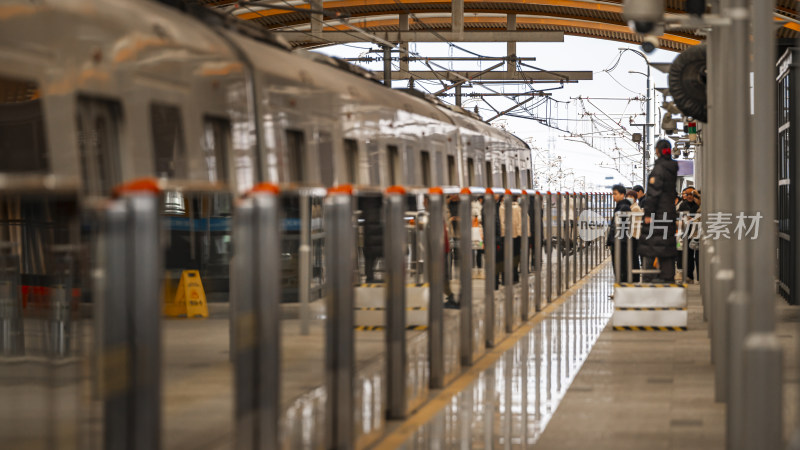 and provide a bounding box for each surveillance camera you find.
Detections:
[682,150,690,158]
[641,35,659,53]
[630,20,655,34]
